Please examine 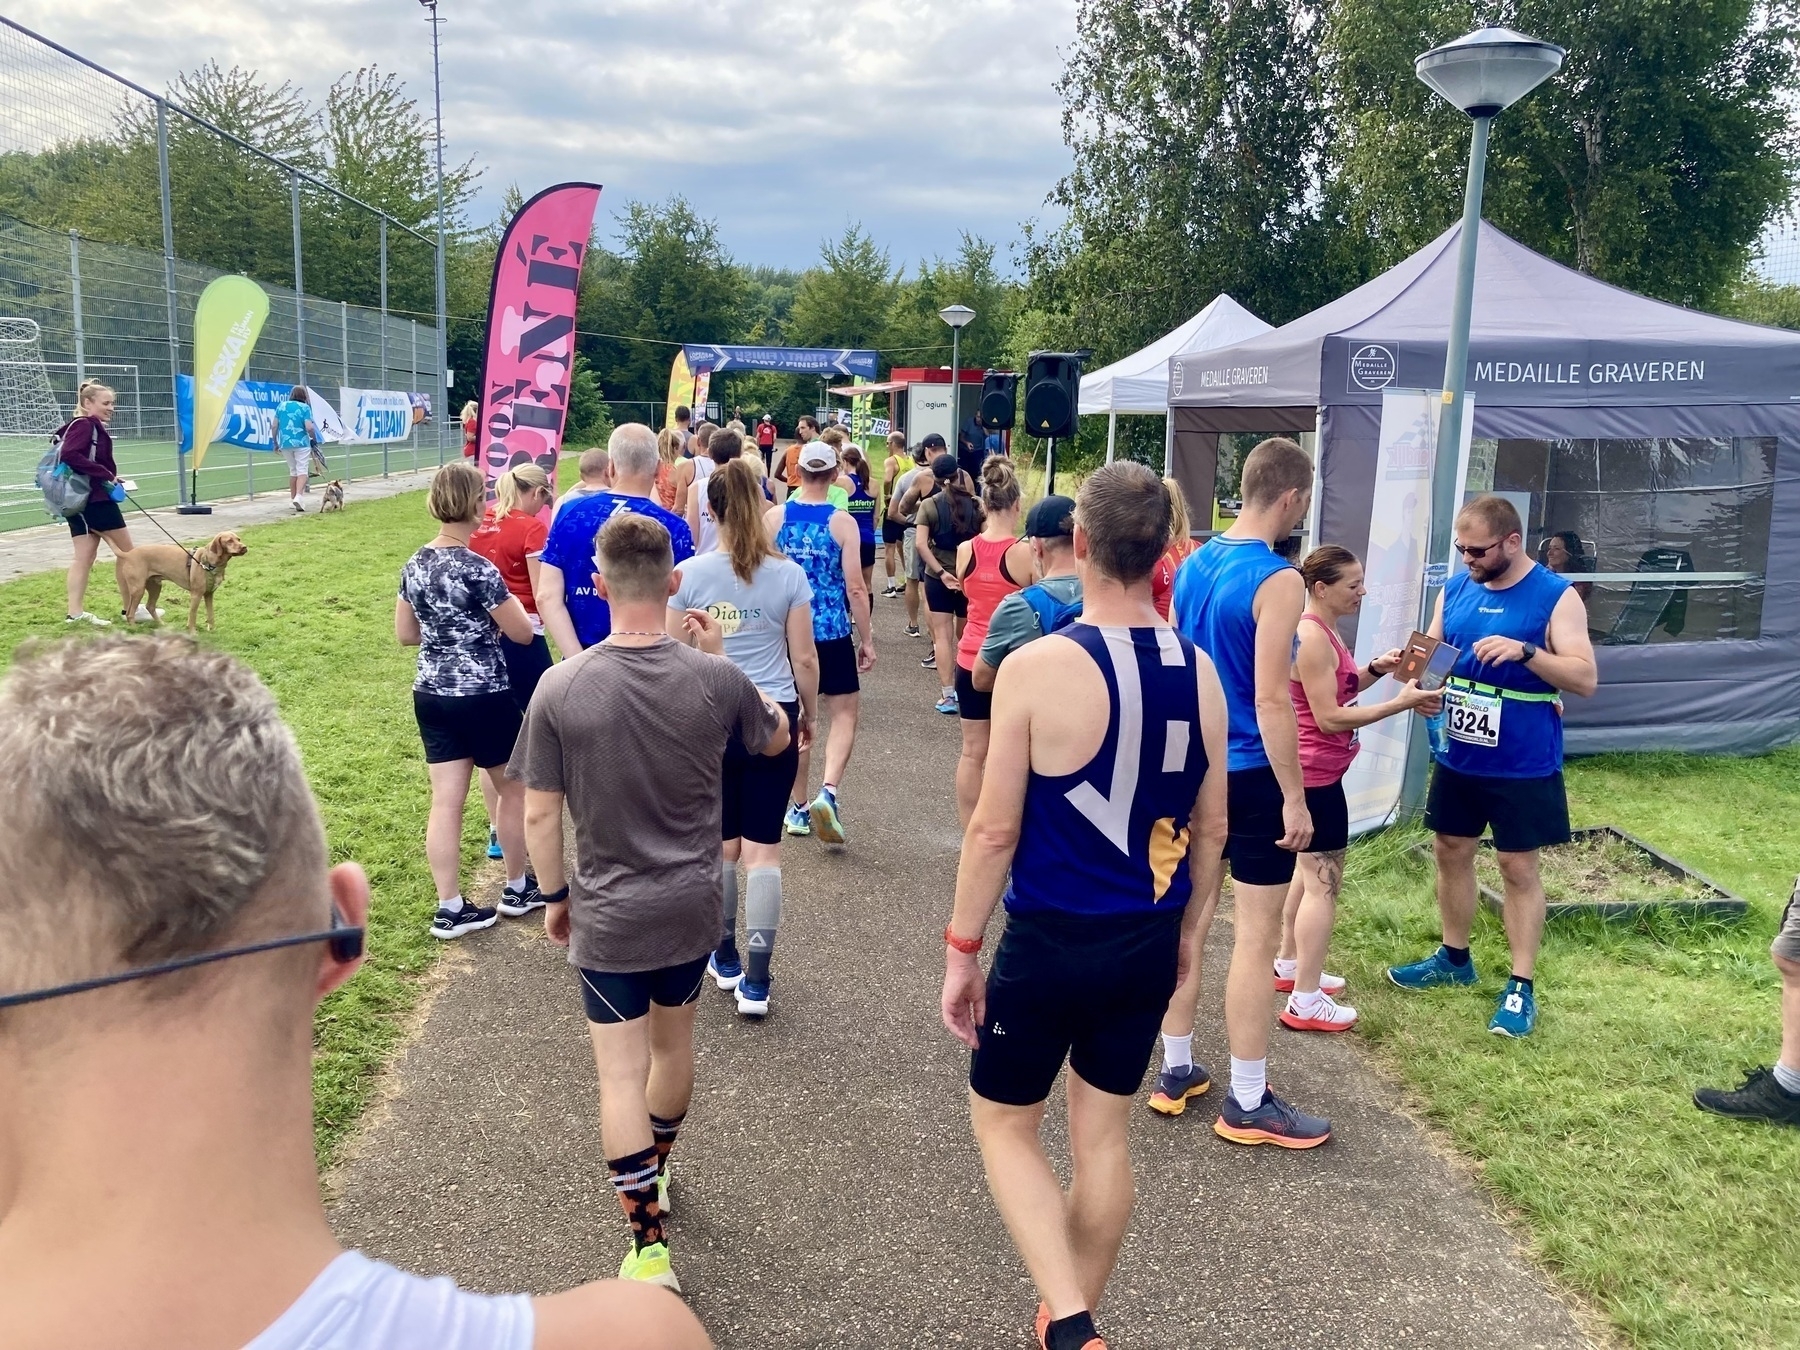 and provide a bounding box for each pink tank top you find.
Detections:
[1291,612,1360,788]
[956,535,1023,670]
